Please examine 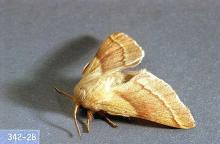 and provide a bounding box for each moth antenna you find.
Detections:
[73,104,81,137]
[54,87,72,100]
